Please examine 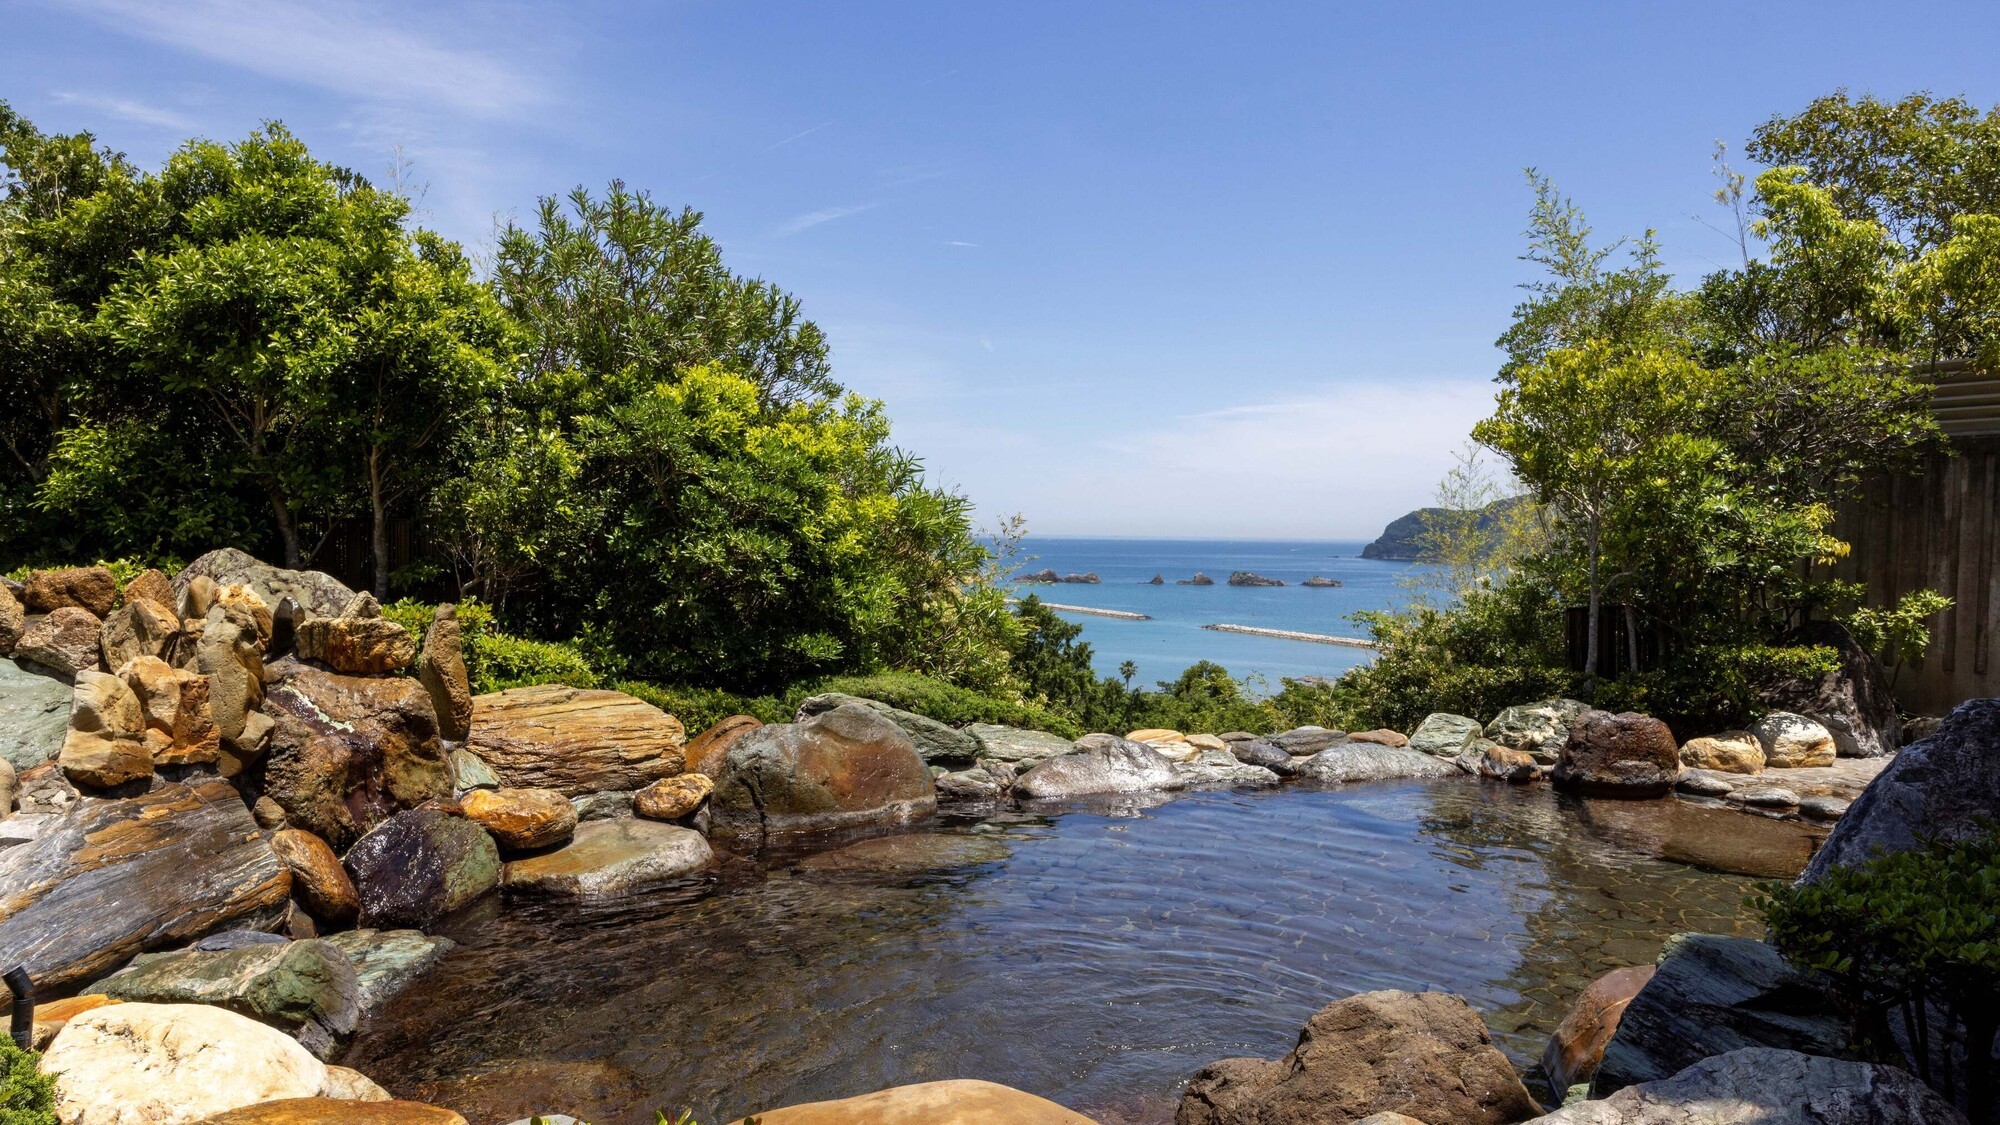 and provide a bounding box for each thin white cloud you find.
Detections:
[49,90,194,130]
[773,201,880,238]
[57,0,539,117]
[758,121,834,154]
[942,240,979,247]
